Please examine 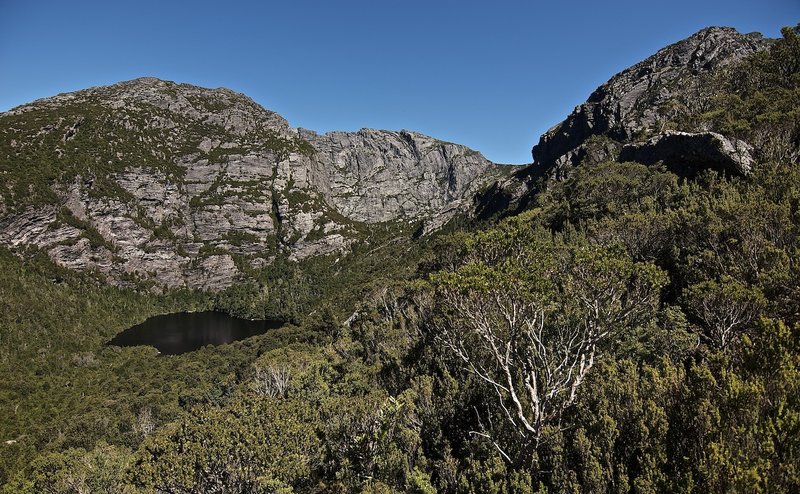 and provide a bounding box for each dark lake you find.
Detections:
[108,311,283,355]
